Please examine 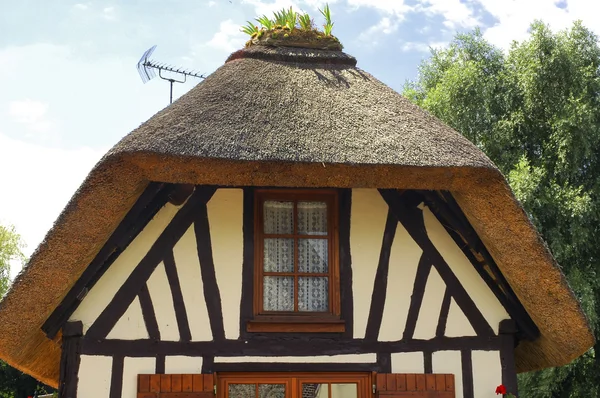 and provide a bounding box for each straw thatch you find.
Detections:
[0,46,593,387]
